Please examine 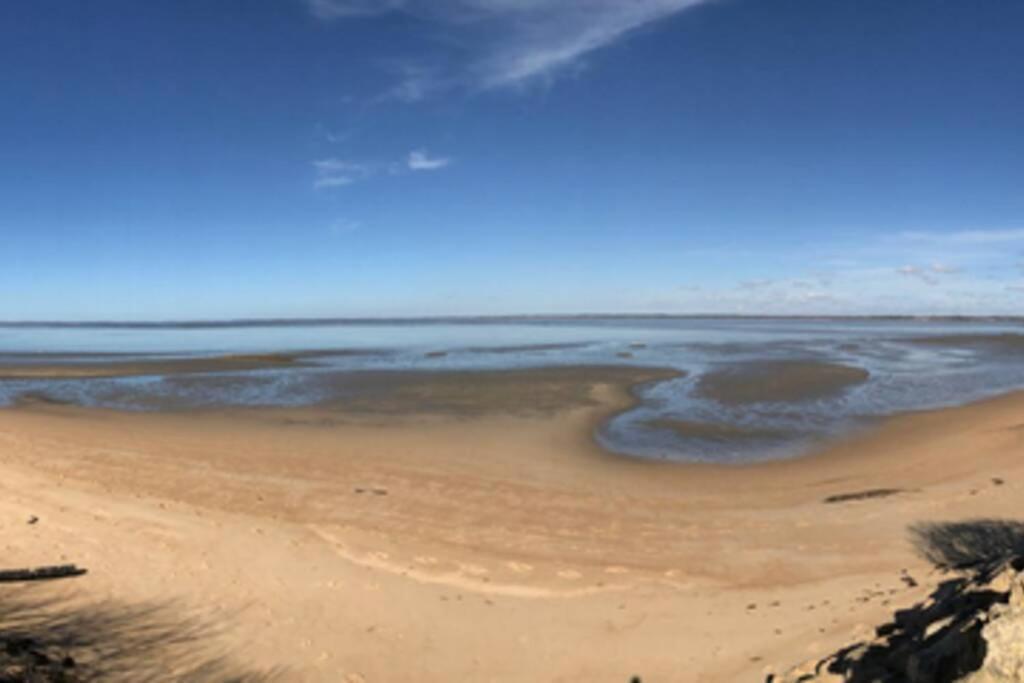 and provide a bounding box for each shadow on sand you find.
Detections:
[910,519,1024,571]
[770,519,1024,683]
[0,586,281,682]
